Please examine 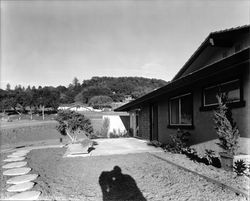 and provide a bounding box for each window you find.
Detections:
[169,93,192,126]
[203,79,240,107]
